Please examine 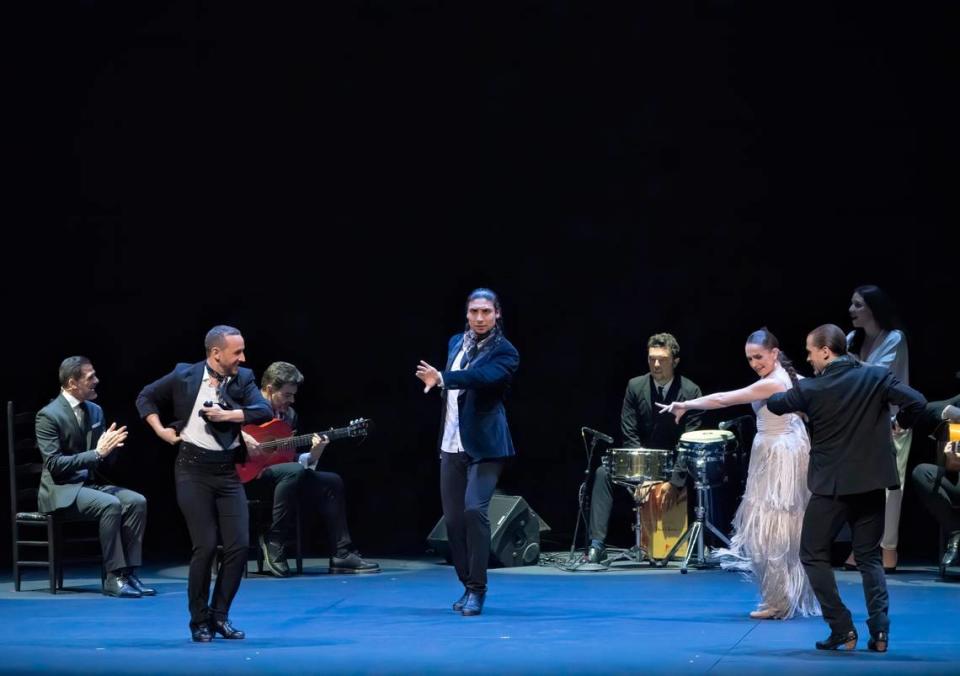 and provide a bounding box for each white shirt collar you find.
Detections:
[61,389,83,409]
